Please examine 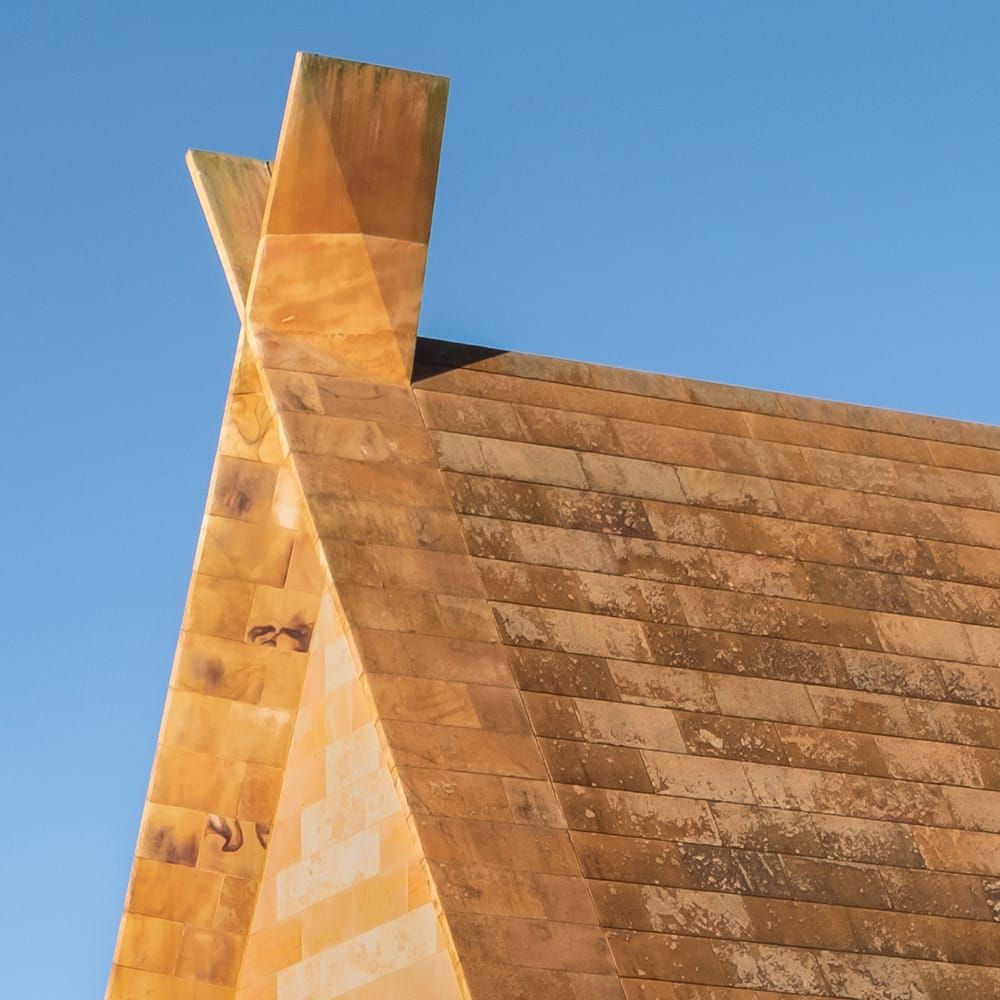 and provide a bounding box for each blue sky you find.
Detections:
[2,2,998,993]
